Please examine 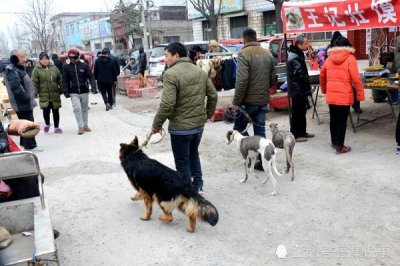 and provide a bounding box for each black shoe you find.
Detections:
[254,162,264,171]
